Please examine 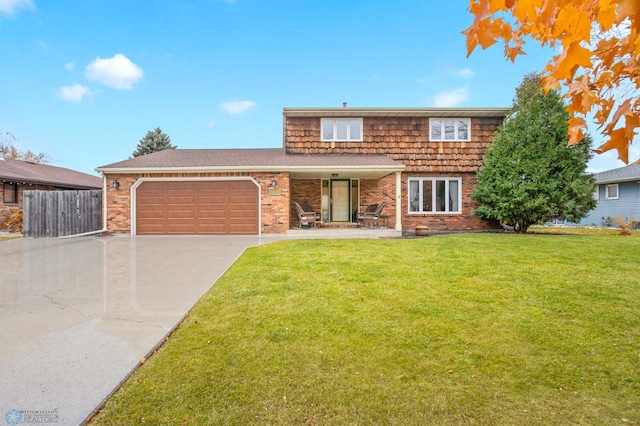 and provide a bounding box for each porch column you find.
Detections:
[395,171,402,231]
